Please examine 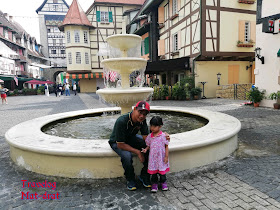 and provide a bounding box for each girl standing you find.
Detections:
[142,116,169,192]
